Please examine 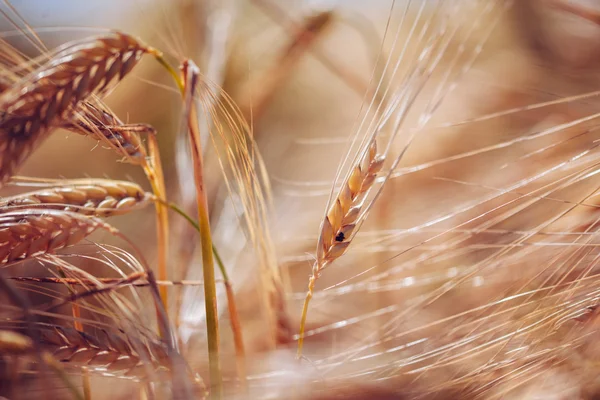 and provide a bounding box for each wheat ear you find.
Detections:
[2,178,151,216]
[297,140,384,357]
[0,28,172,310]
[0,32,149,184]
[0,330,33,354]
[0,209,108,264]
[65,102,149,165]
[39,325,170,378]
